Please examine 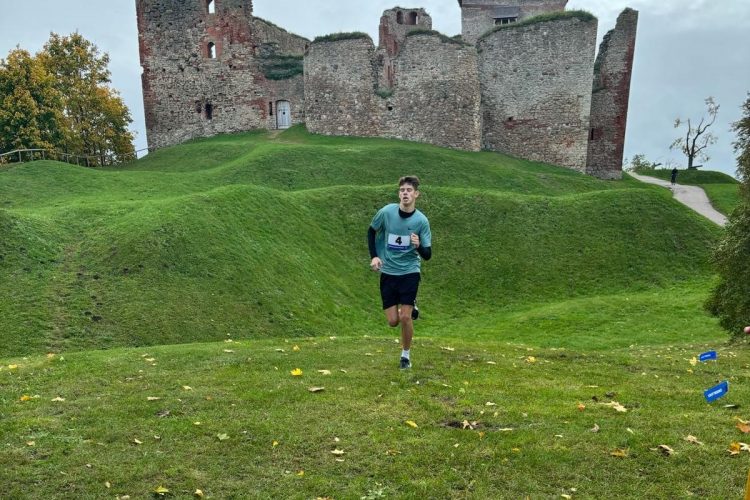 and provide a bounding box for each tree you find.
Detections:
[670,97,719,169]
[0,48,65,152]
[39,32,135,164]
[706,94,750,339]
[0,33,135,165]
